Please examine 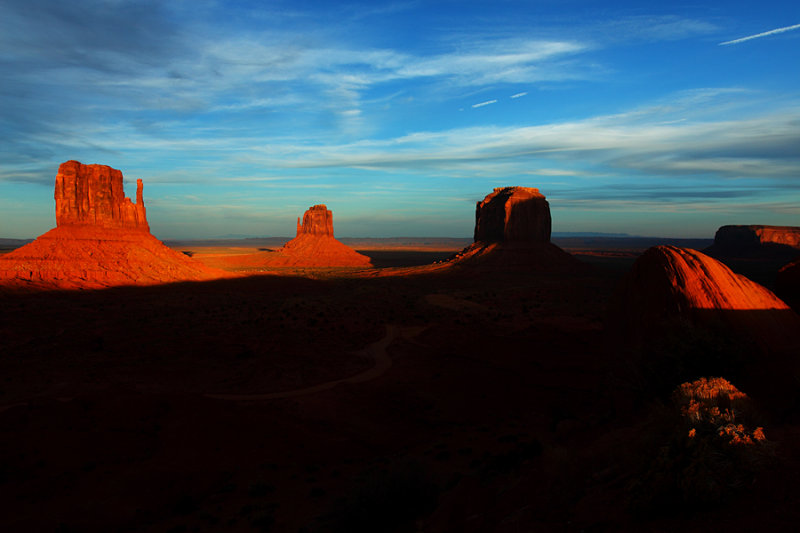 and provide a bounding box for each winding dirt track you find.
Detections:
[205,324,424,401]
